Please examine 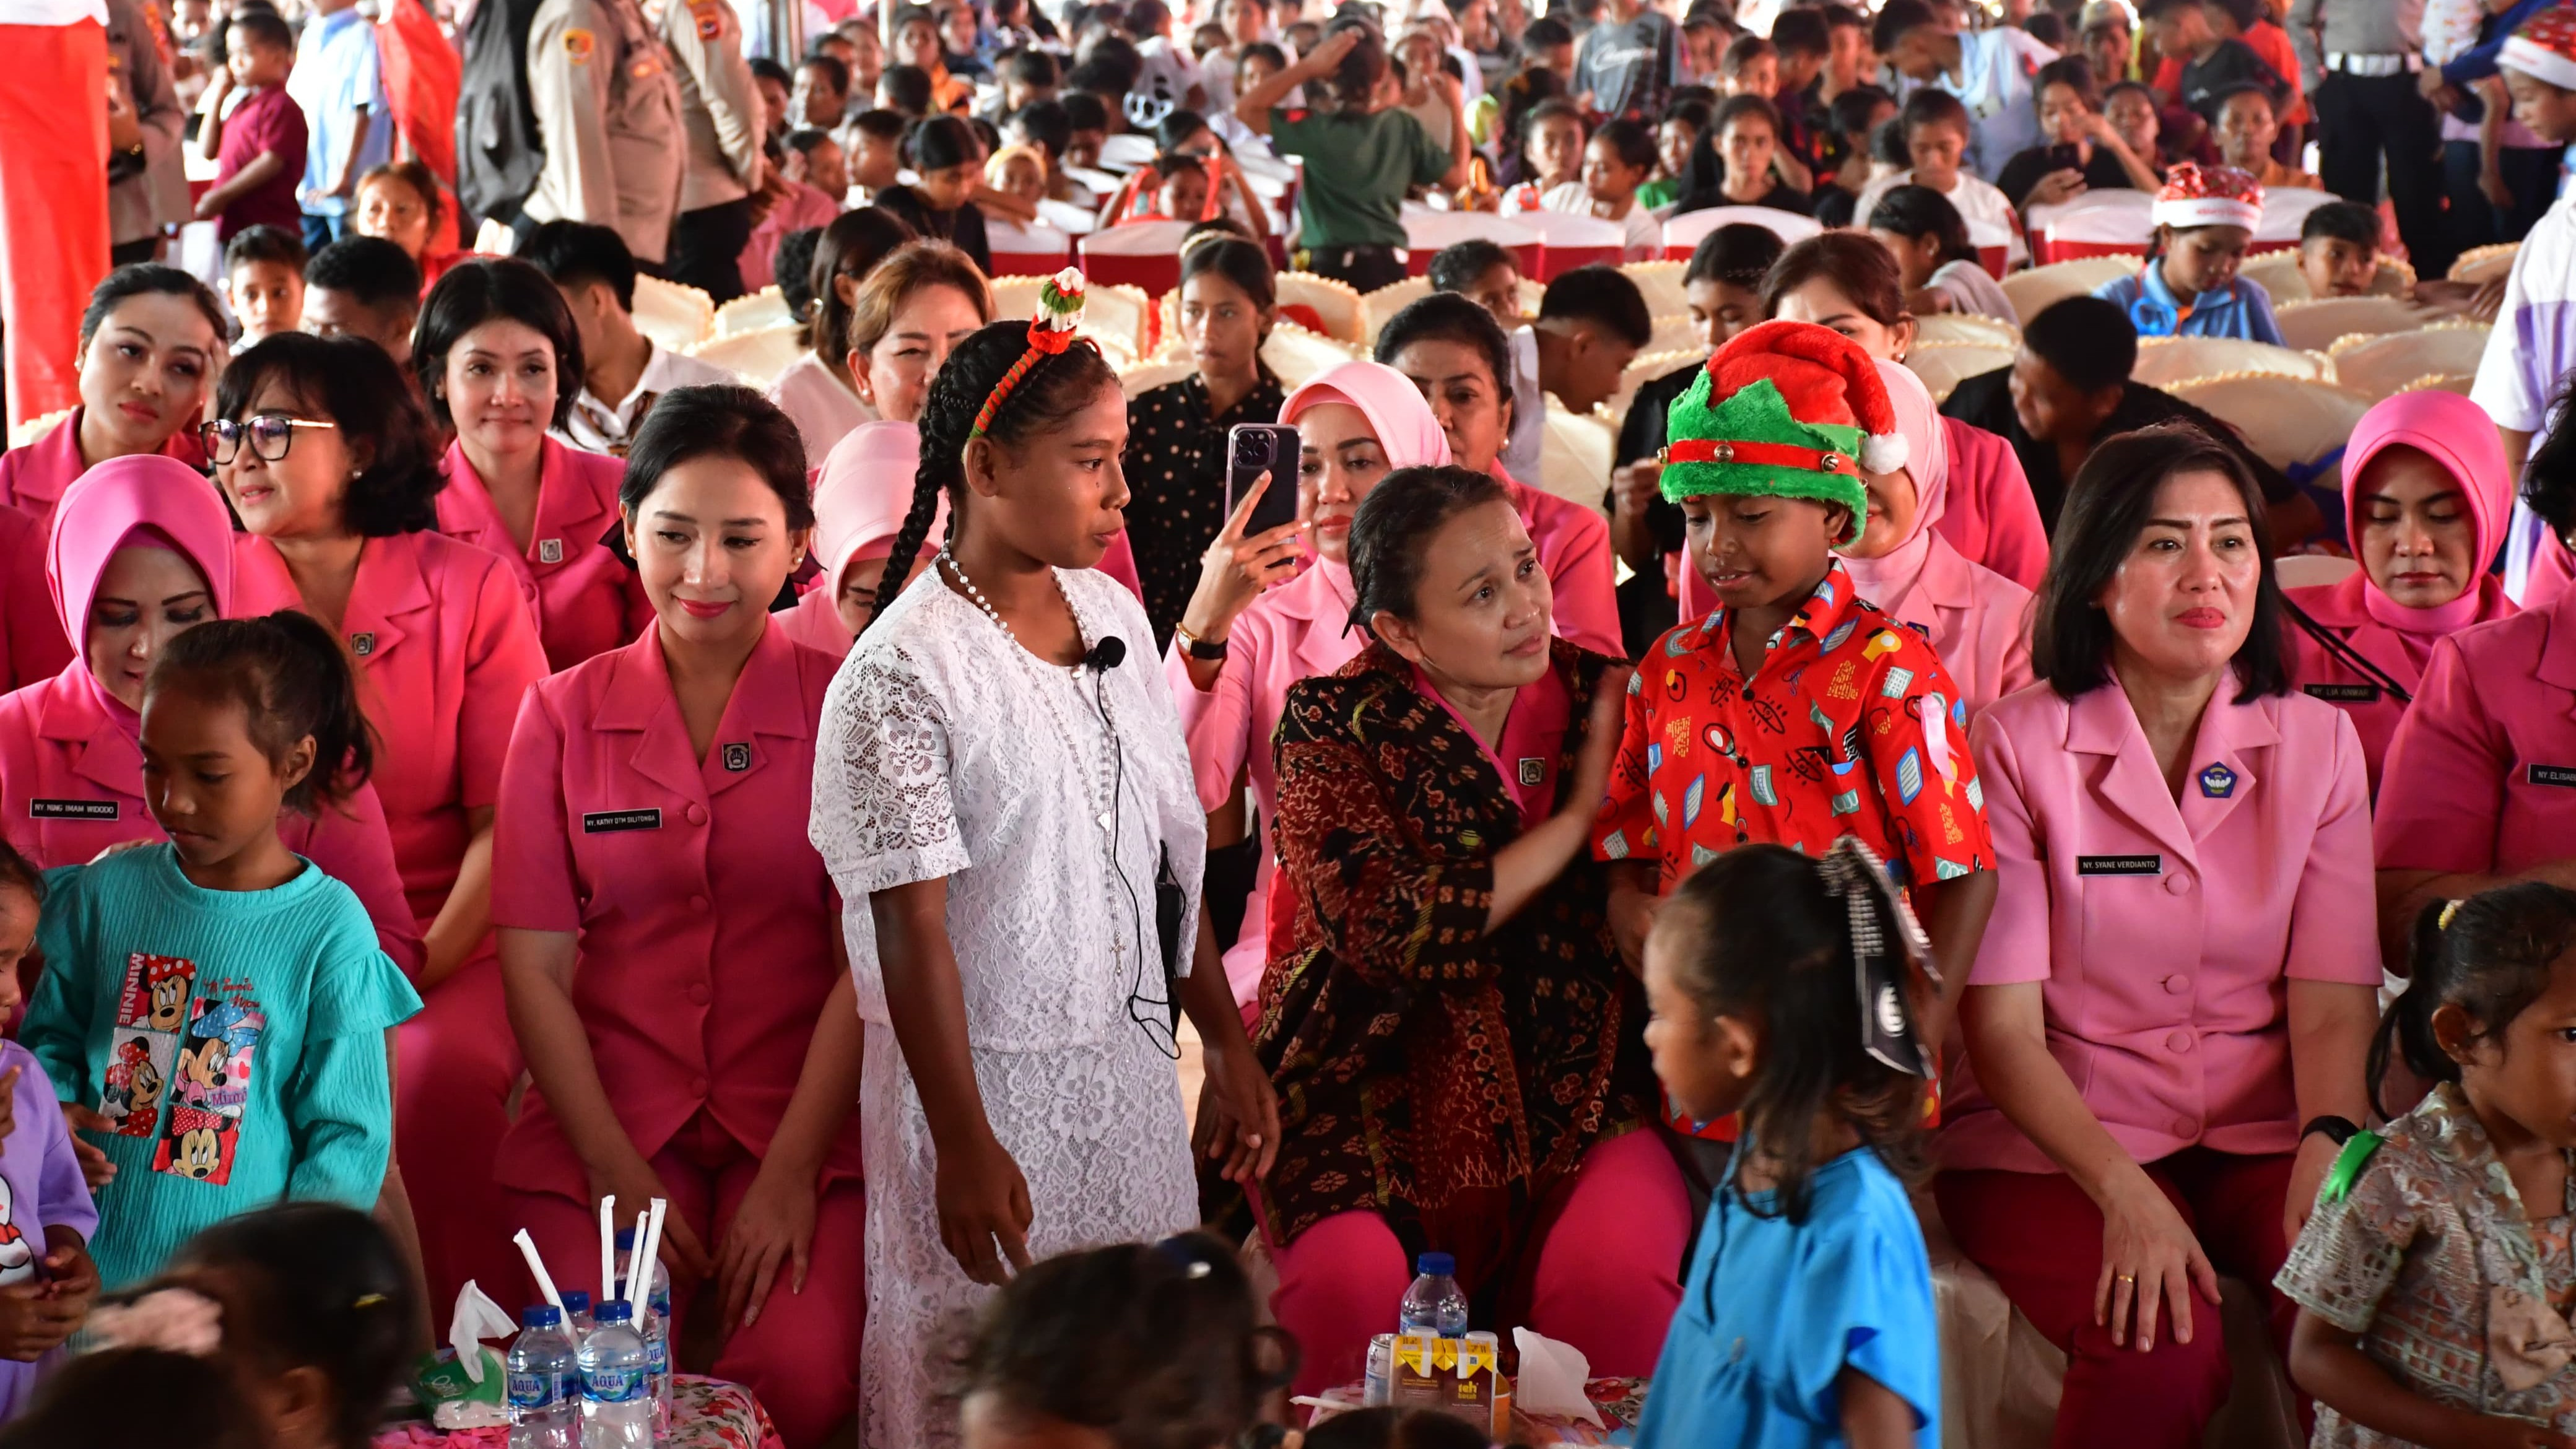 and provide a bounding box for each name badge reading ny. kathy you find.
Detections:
[581,808,663,833]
